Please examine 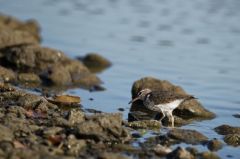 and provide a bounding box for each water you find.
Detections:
[1,0,240,158]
